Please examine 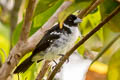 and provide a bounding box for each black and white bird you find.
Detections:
[14,14,82,73]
